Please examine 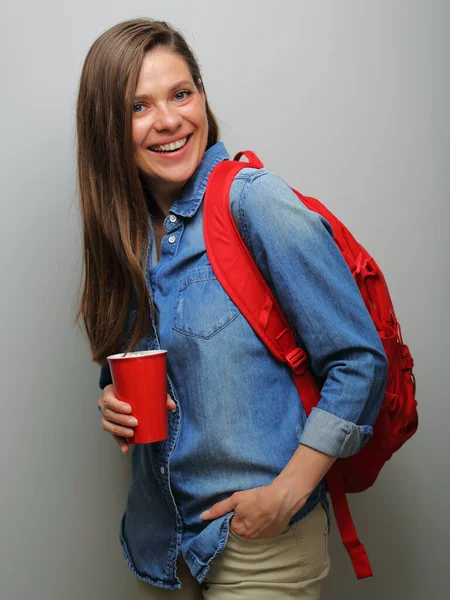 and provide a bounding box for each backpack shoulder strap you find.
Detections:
[203,154,318,405]
[203,151,374,580]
